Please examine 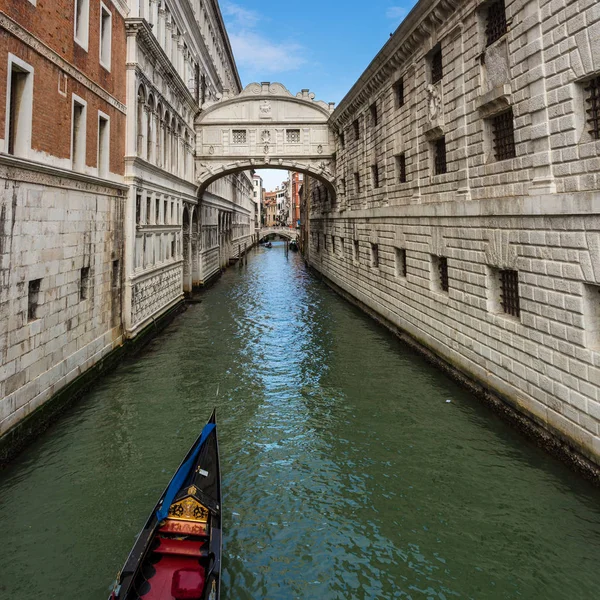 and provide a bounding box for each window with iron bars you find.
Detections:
[371,164,380,188]
[353,118,360,139]
[339,131,345,149]
[232,129,246,143]
[286,129,300,143]
[434,137,447,175]
[585,76,600,140]
[354,172,361,193]
[371,243,379,268]
[486,0,507,47]
[394,78,404,108]
[431,47,443,84]
[432,255,449,292]
[500,269,520,317]
[370,102,378,126]
[331,235,336,254]
[396,153,407,183]
[491,109,516,160]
